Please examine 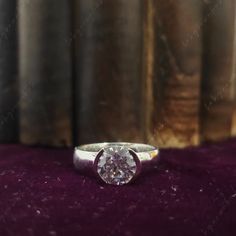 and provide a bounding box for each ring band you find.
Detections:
[74,142,159,185]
